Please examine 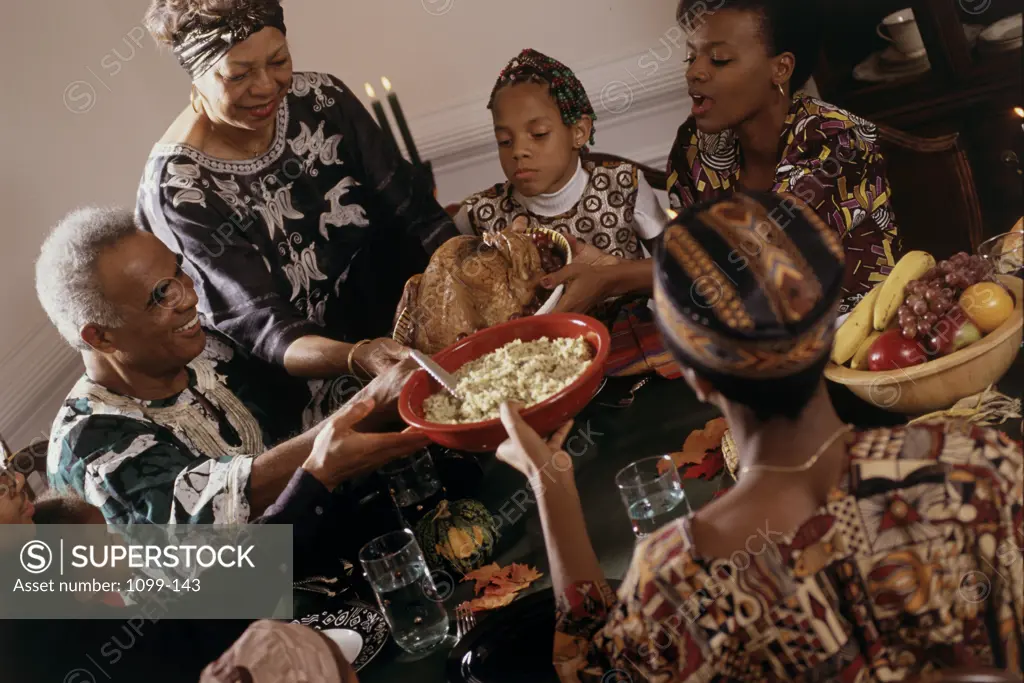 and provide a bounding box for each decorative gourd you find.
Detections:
[414,498,500,574]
